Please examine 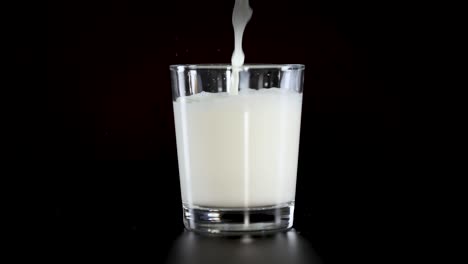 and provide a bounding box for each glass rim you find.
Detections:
[169,64,305,71]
